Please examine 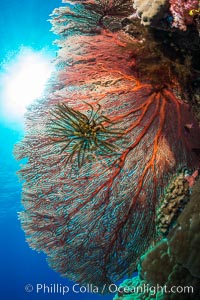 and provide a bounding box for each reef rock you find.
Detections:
[114,178,200,299]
